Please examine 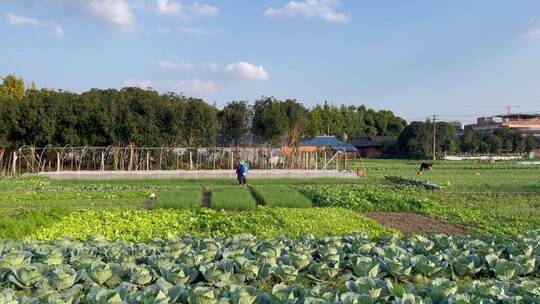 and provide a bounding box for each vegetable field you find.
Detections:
[1,233,539,303]
[0,159,539,302]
